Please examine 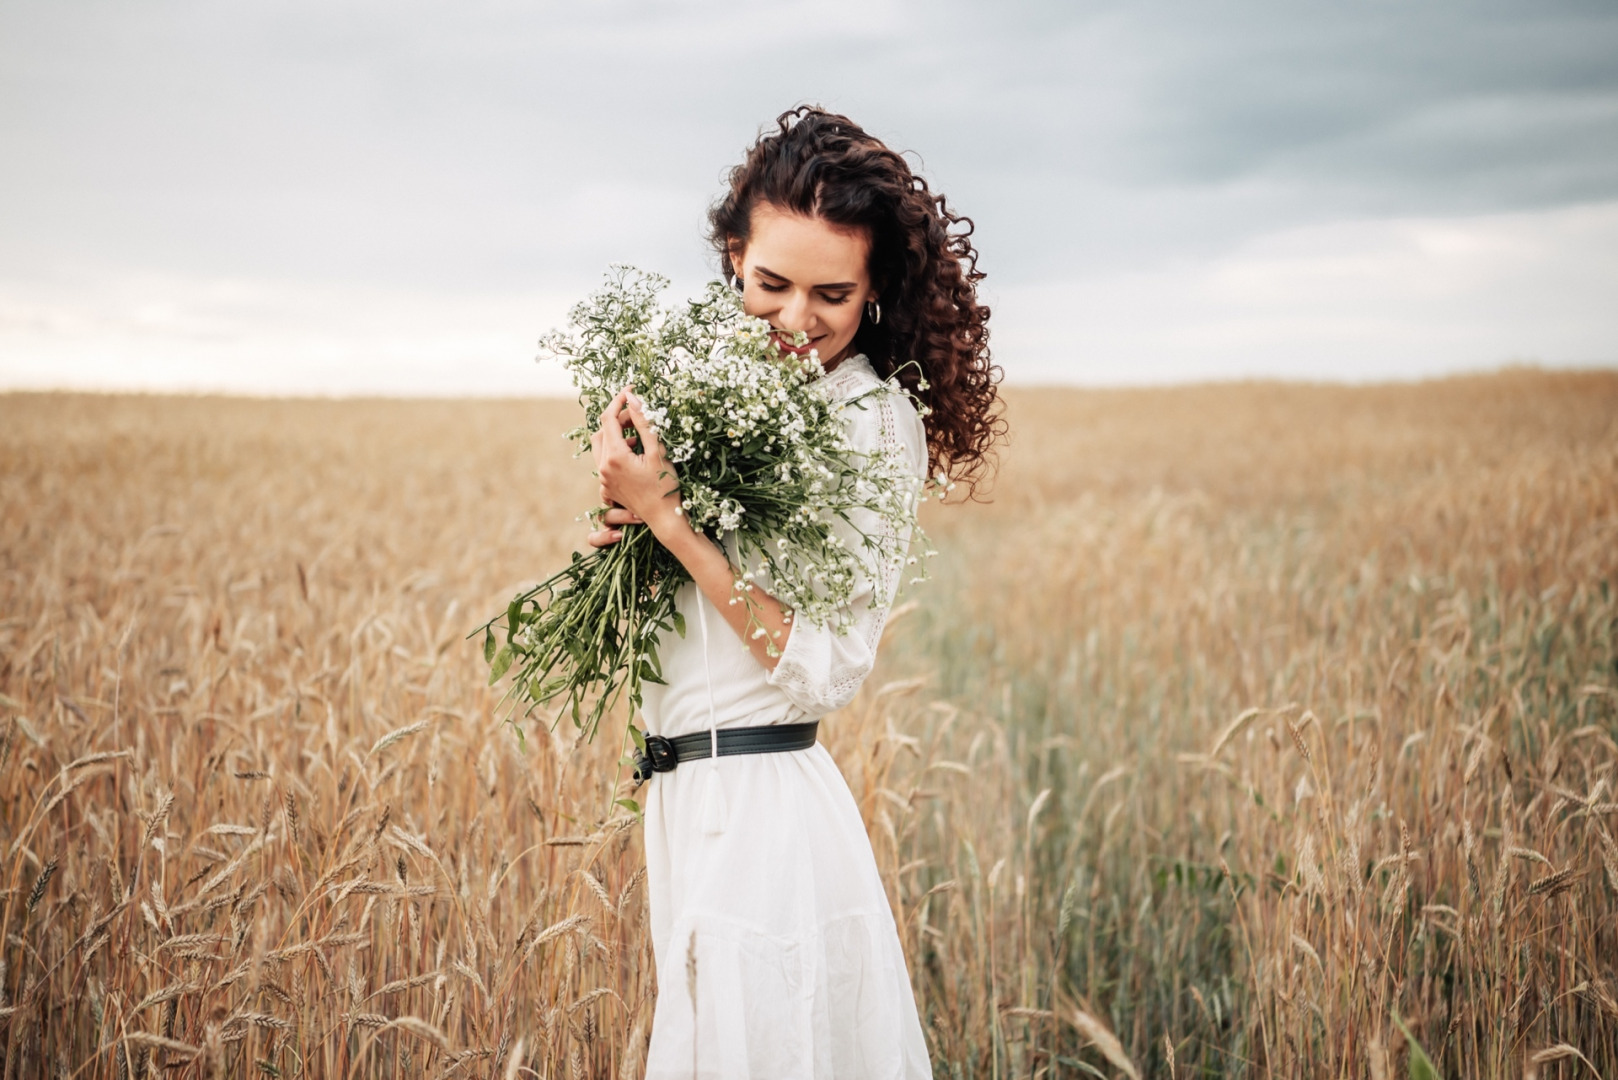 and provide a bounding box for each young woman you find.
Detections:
[588,106,1001,1078]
